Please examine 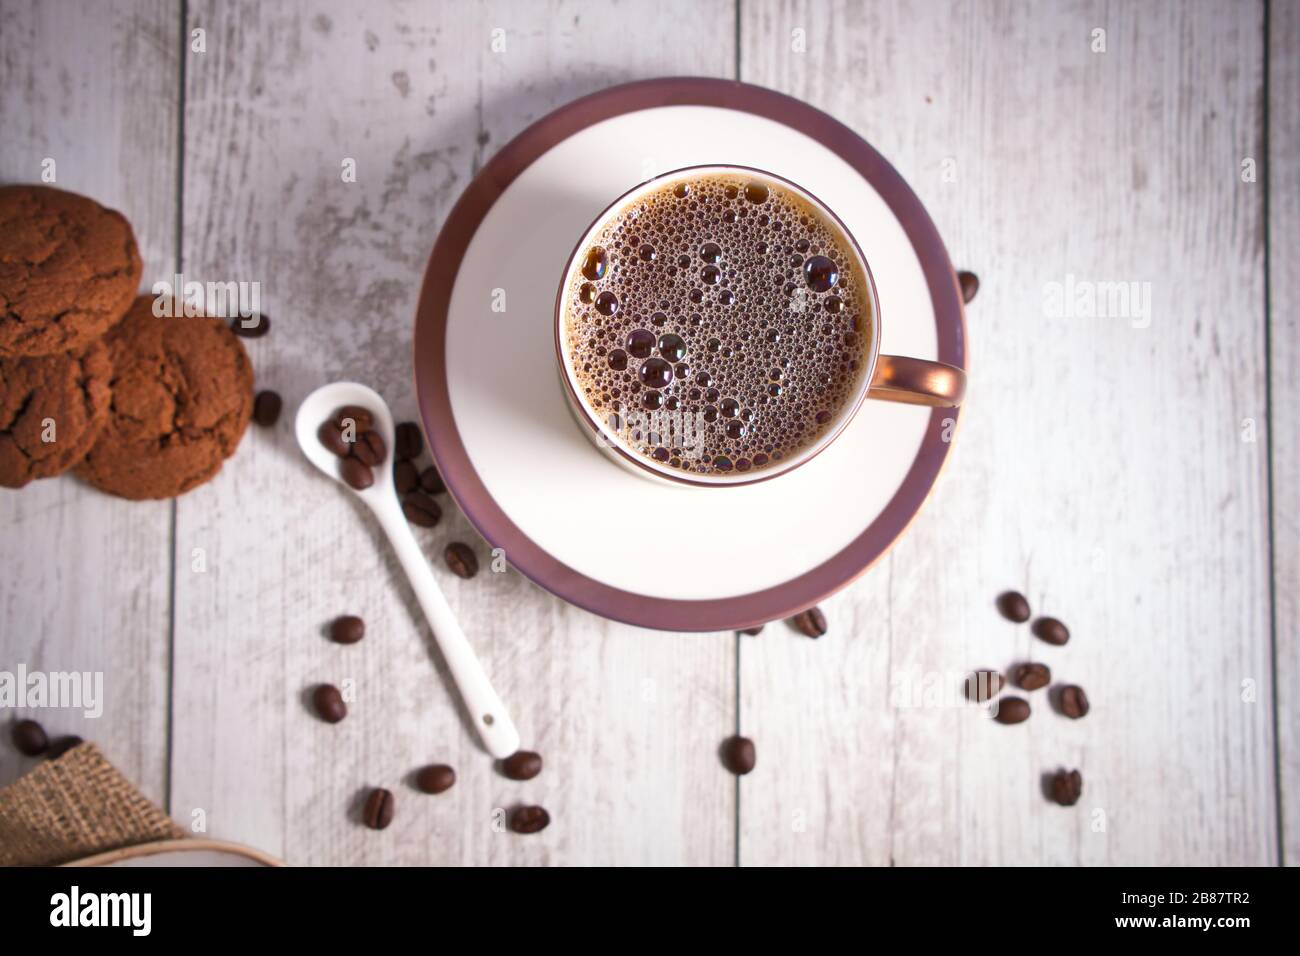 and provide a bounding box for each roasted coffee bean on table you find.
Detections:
[957,270,980,304]
[253,390,282,427]
[720,735,756,775]
[415,764,456,794]
[230,313,270,338]
[318,421,351,458]
[445,542,478,579]
[1032,616,1070,646]
[46,735,83,759]
[350,429,386,467]
[395,421,423,460]
[312,684,347,723]
[1058,684,1090,719]
[739,625,764,636]
[500,750,542,781]
[1050,769,1083,806]
[329,615,365,645]
[509,805,551,834]
[393,460,419,494]
[790,606,827,638]
[12,718,49,756]
[402,491,441,527]
[1012,662,1051,691]
[993,696,1030,724]
[419,465,446,495]
[965,670,1004,702]
[340,456,374,491]
[996,590,1031,623]
[363,787,395,830]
